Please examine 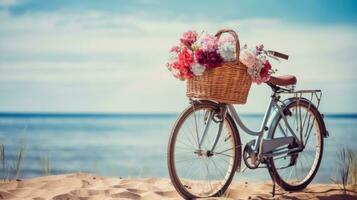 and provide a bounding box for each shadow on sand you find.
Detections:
[250,188,357,200]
